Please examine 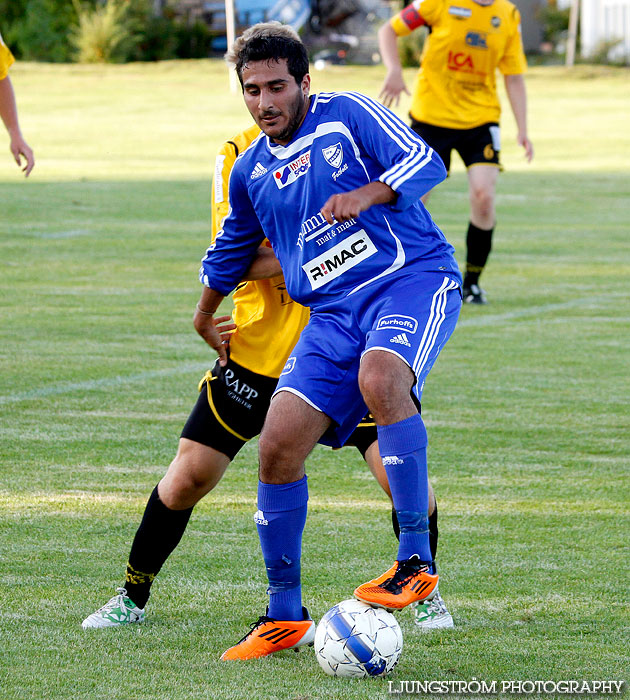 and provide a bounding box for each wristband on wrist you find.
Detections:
[195,303,214,316]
